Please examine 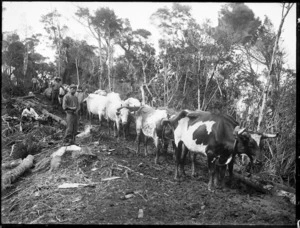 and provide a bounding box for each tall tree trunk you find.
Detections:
[183,68,188,95]
[201,63,217,109]
[23,42,29,77]
[197,80,201,110]
[107,45,111,91]
[140,85,146,105]
[197,57,201,110]
[98,39,103,89]
[75,59,80,85]
[256,3,294,132]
